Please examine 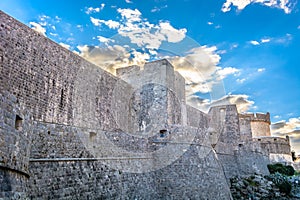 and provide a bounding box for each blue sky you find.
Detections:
[1,0,300,154]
